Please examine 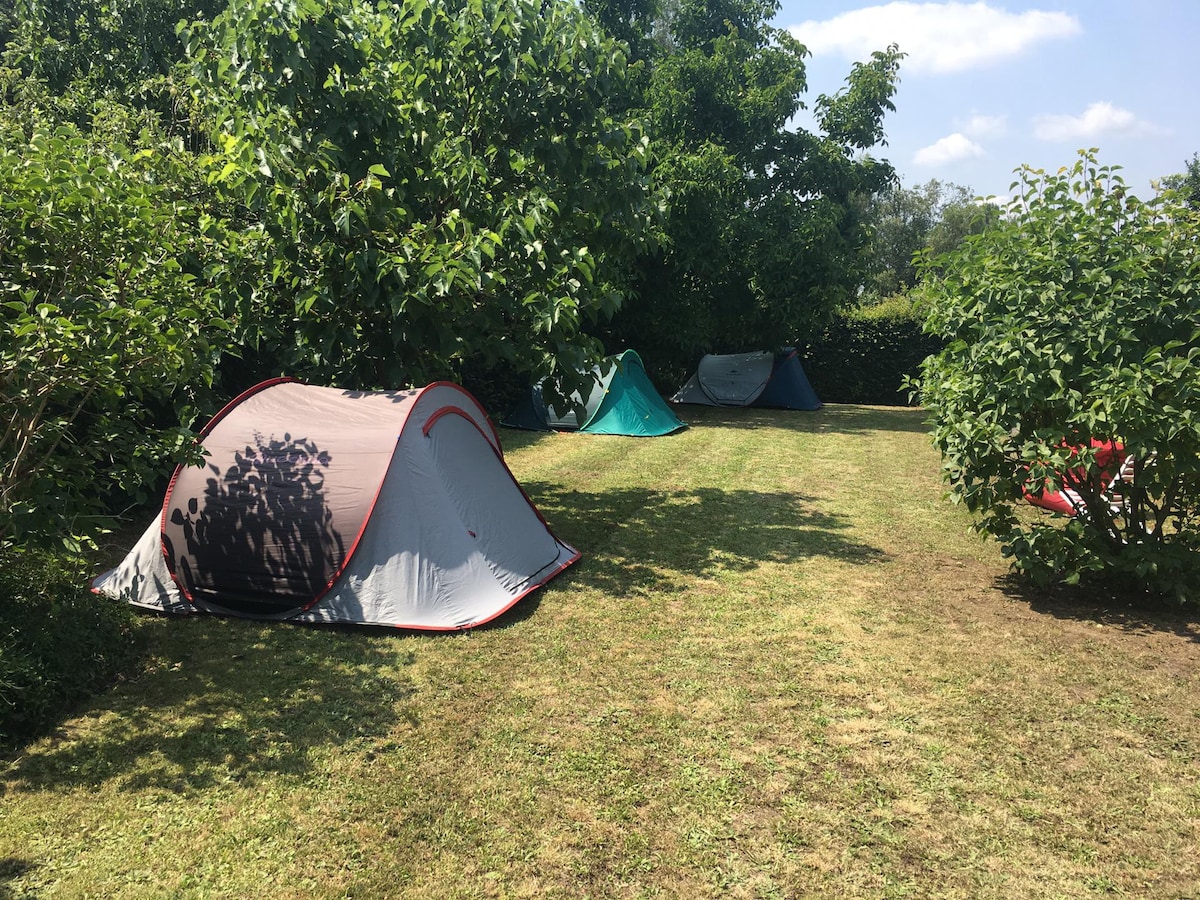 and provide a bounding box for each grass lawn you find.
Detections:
[2,404,1198,898]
